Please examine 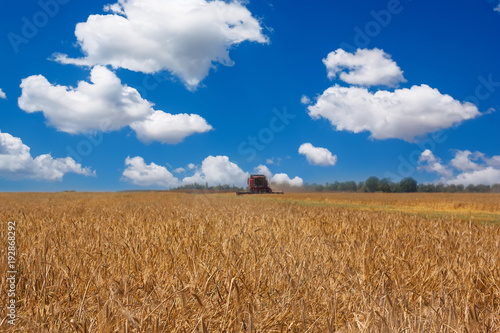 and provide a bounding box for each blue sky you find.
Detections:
[0,0,499,191]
